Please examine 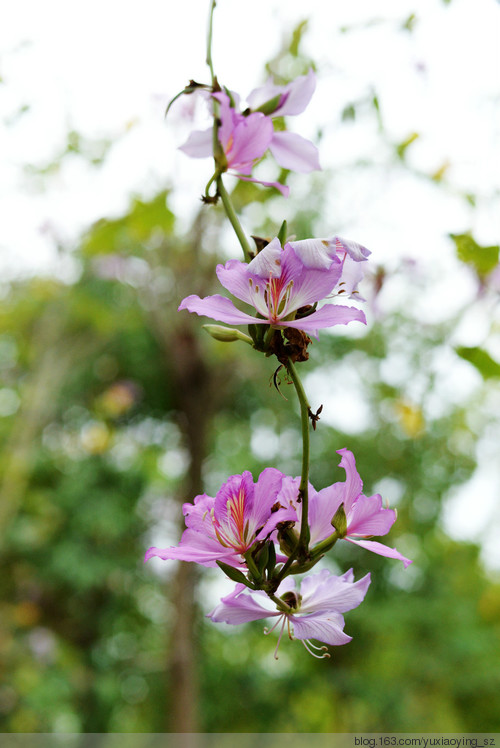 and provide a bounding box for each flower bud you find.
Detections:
[331,503,347,538]
[202,325,253,345]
